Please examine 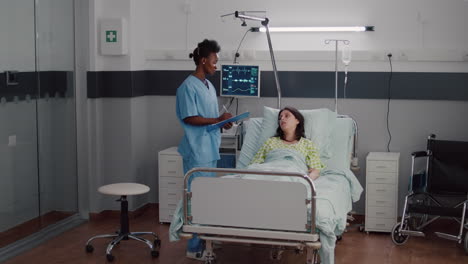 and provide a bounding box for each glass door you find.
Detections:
[35,0,77,229]
[0,0,77,249]
[0,0,41,248]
